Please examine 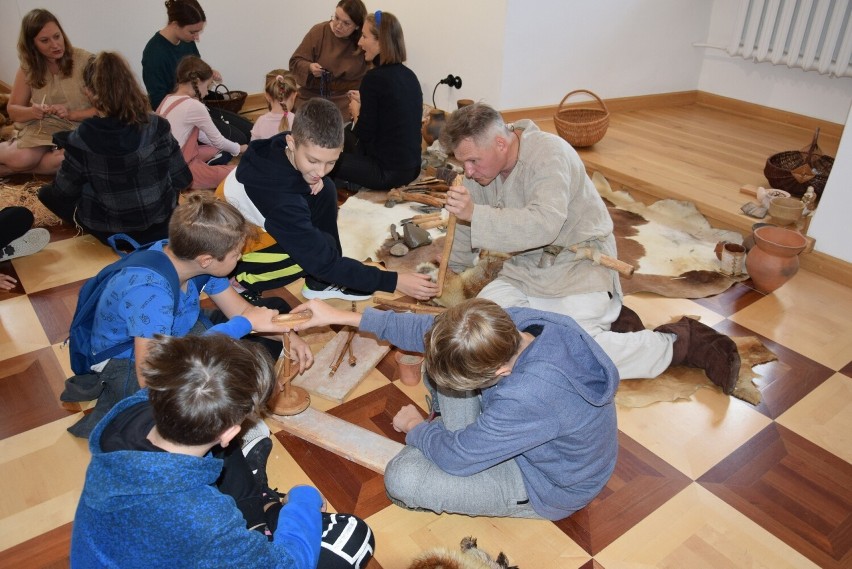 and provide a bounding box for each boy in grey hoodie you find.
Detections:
[286,298,620,520]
